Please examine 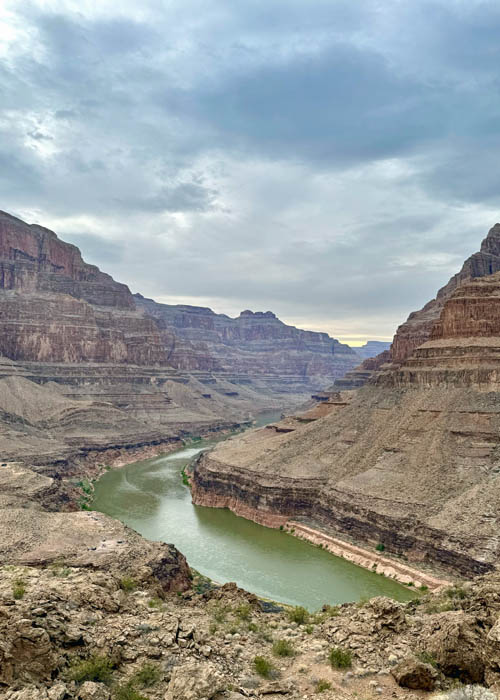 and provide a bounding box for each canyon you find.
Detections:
[3,212,500,698]
[0,210,360,465]
[192,223,500,582]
